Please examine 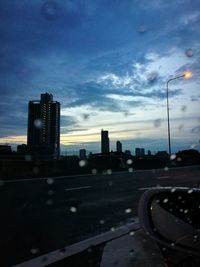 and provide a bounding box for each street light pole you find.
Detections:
[166,74,185,156]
